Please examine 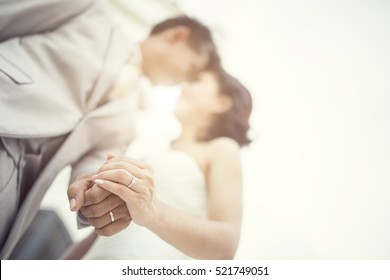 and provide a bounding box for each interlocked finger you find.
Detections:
[94,174,144,194]
[80,194,123,218]
[88,203,130,229]
[95,216,132,237]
